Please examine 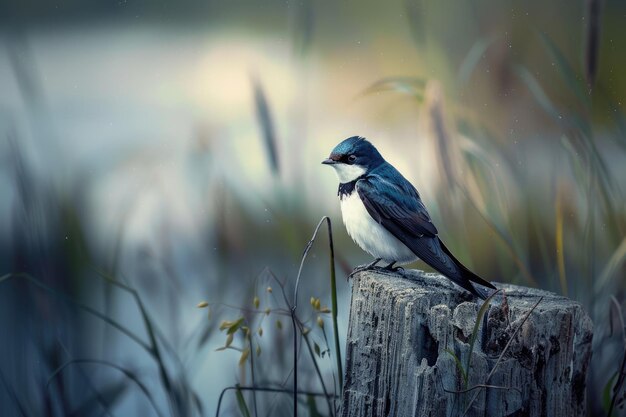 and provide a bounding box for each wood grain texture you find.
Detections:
[342,269,593,417]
